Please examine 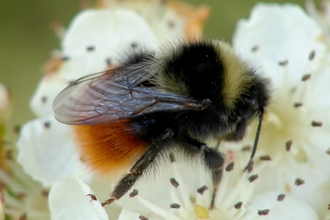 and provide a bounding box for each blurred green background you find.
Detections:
[0,0,311,142]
